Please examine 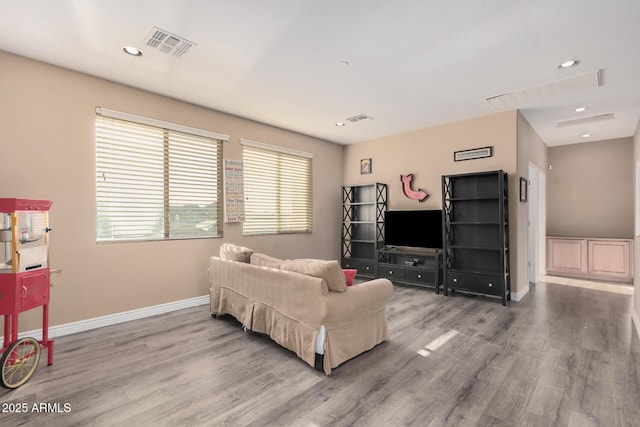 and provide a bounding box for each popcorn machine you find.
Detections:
[0,198,53,389]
